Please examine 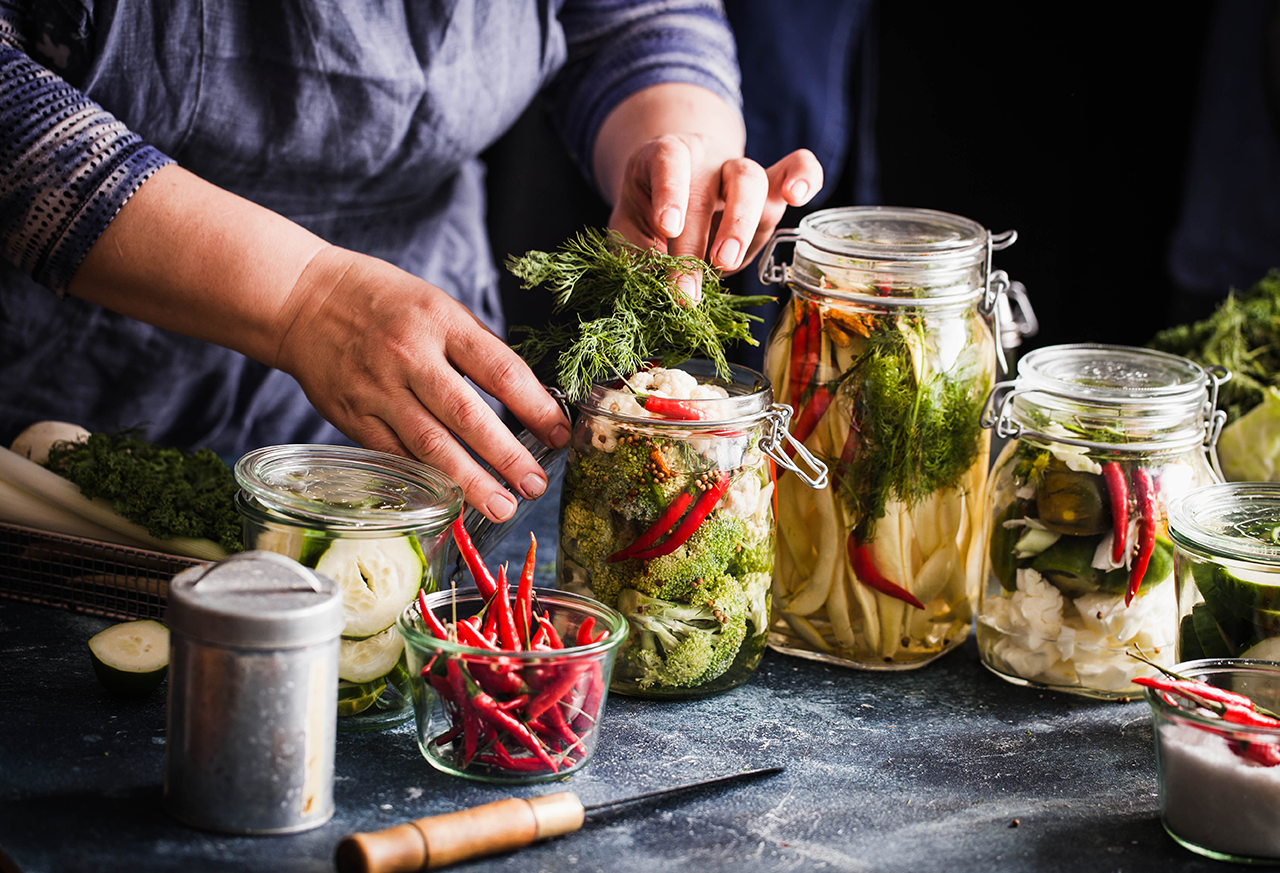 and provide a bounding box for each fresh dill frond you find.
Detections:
[834,317,986,541]
[507,228,773,400]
